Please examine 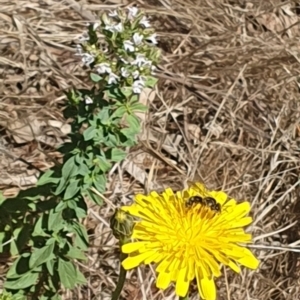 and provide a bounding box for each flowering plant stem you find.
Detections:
[179,296,189,300]
[111,249,128,300]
